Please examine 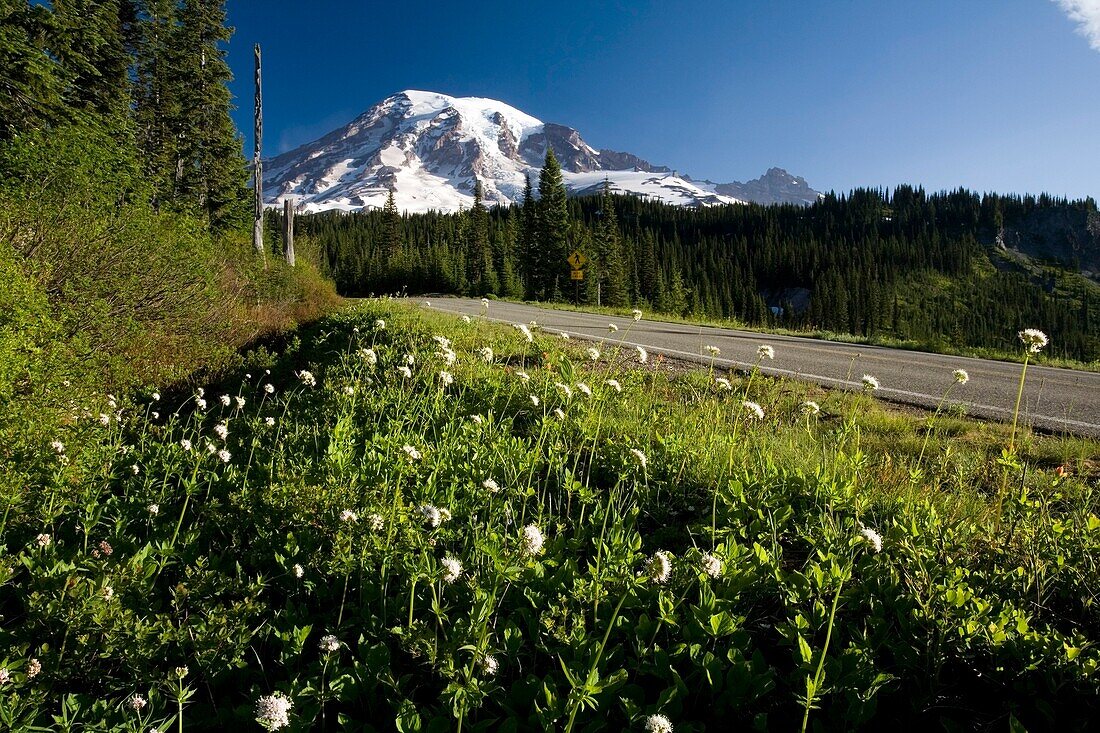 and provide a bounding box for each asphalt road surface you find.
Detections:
[422,298,1100,438]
